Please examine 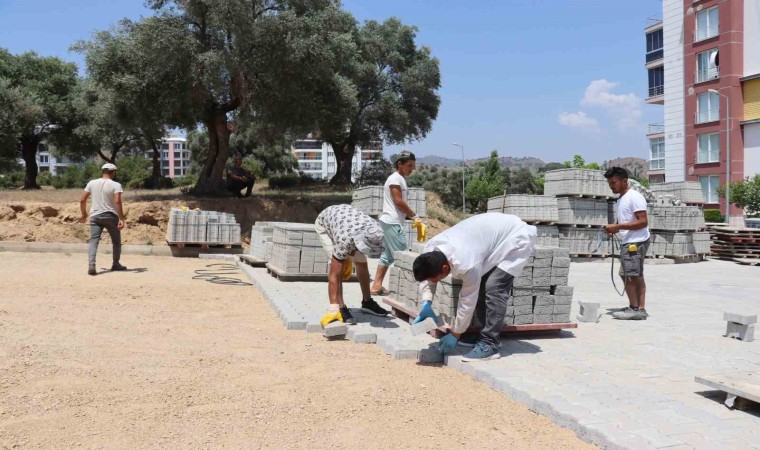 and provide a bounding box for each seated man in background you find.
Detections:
[413,213,536,361]
[315,204,390,328]
[226,156,254,198]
